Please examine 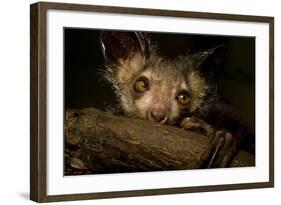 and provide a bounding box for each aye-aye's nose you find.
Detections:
[149,109,168,124]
